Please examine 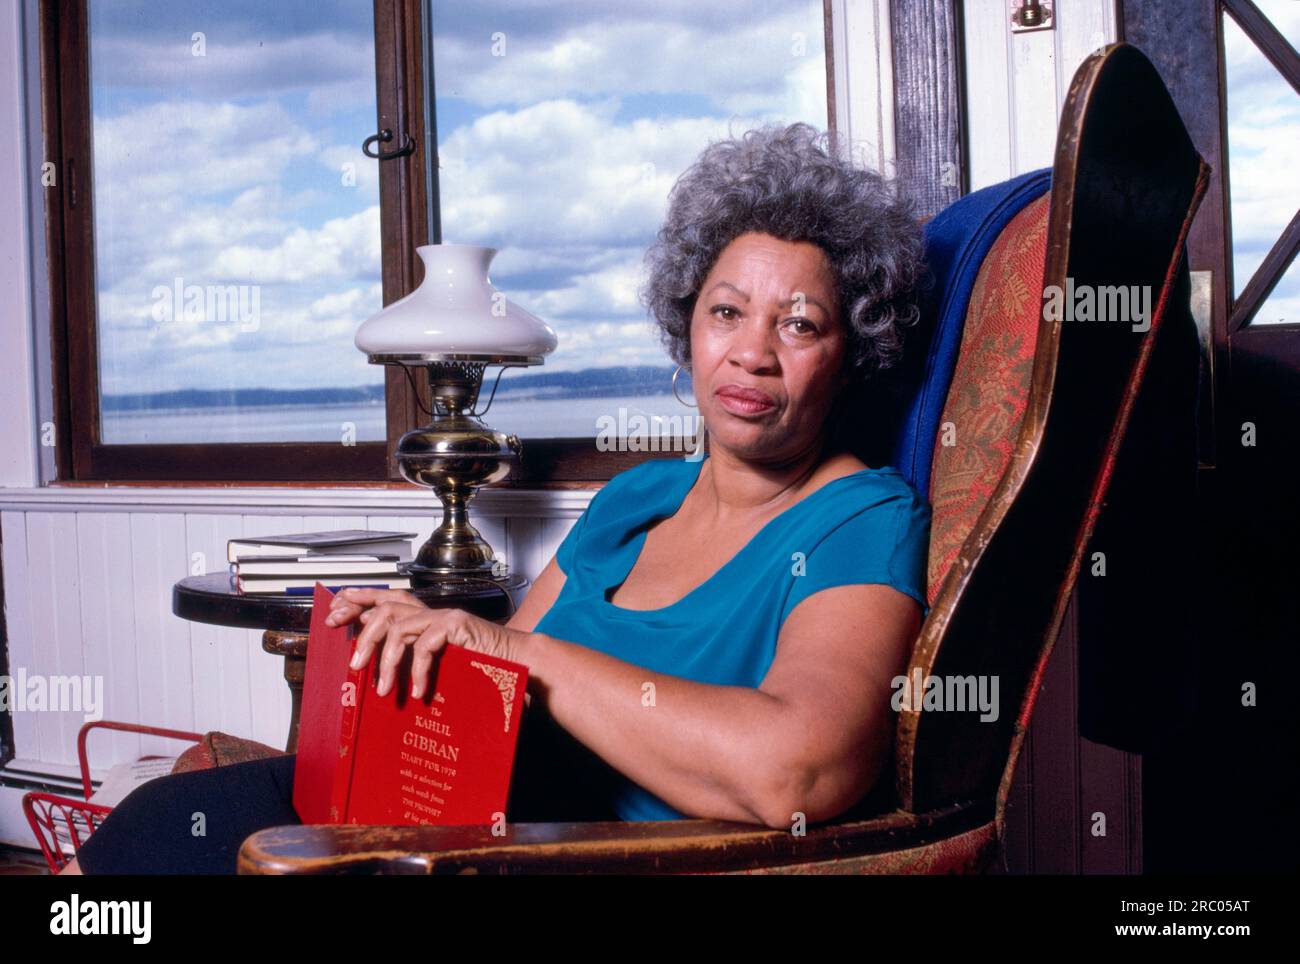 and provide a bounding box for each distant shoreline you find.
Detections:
[102,364,682,412]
